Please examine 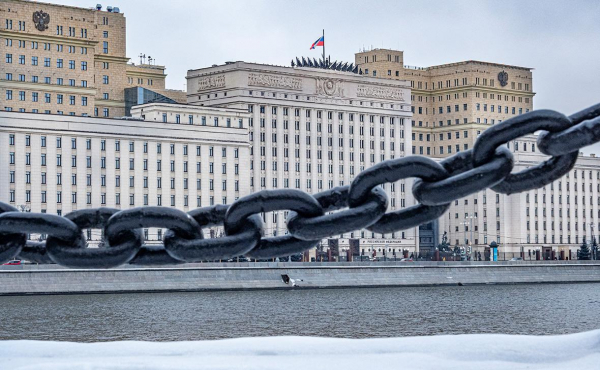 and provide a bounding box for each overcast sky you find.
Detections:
[56,0,600,153]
